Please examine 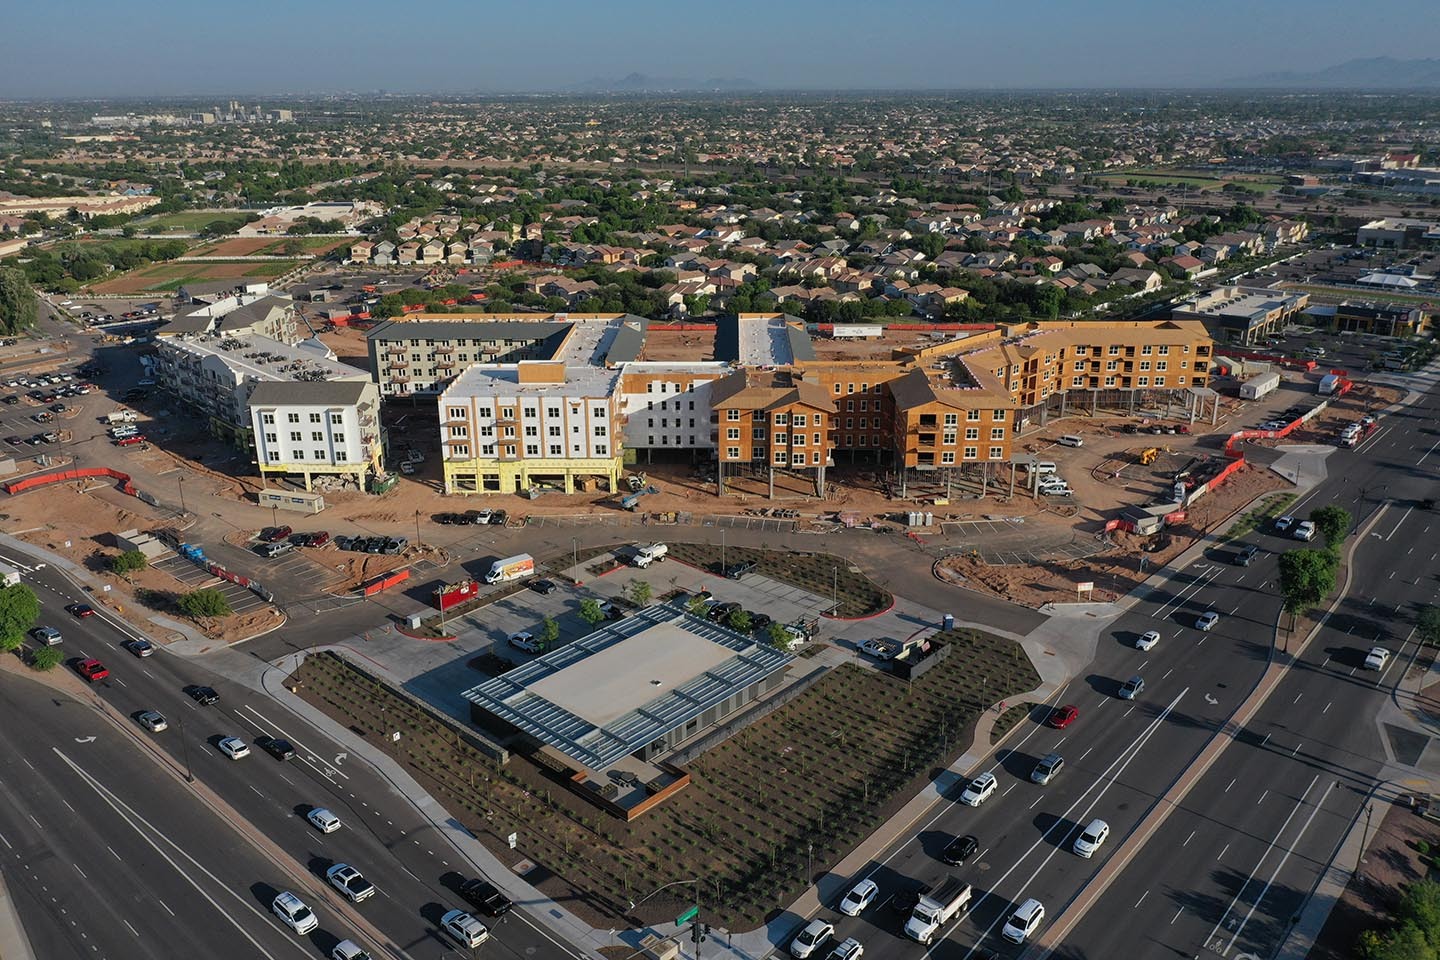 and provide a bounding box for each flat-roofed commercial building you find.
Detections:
[1170,285,1309,344]
[437,360,624,495]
